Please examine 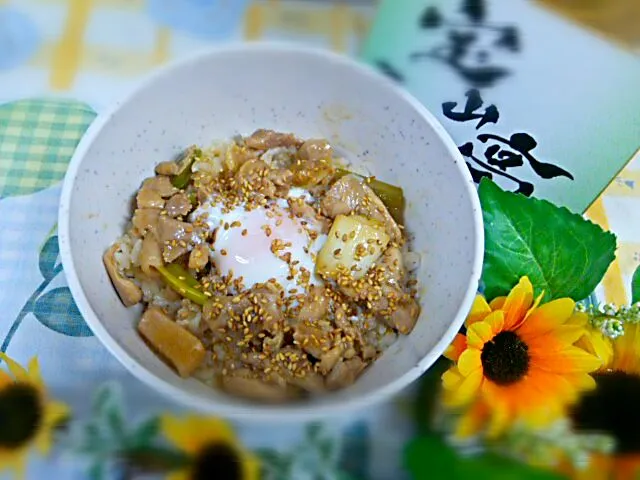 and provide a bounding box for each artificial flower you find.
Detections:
[442,276,601,438]
[0,353,70,479]
[161,414,259,480]
[567,311,640,480]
